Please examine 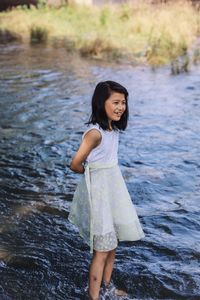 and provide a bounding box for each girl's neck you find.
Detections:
[108,120,112,131]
